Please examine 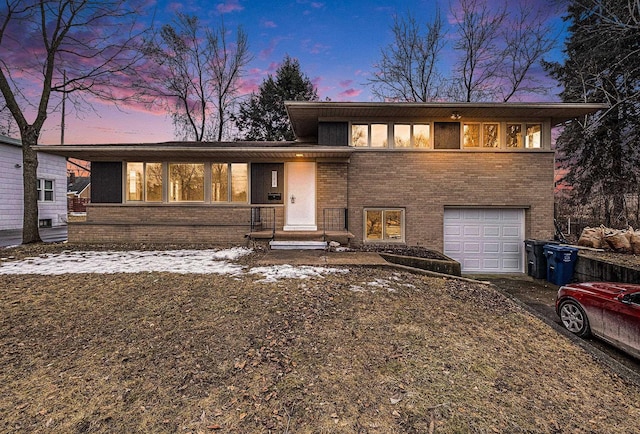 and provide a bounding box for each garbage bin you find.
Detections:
[543,244,579,286]
[524,239,558,279]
